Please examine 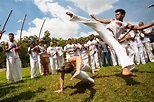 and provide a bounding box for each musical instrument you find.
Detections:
[40,53,50,75]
